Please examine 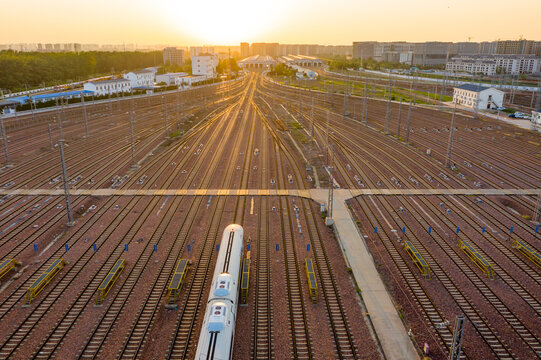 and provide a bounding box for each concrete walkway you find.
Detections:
[3,186,538,358]
[311,189,420,360]
[0,188,538,197]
